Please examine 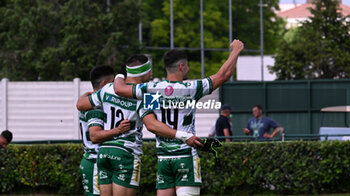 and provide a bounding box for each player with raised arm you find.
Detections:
[76,55,203,196]
[114,40,244,196]
[79,65,131,196]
